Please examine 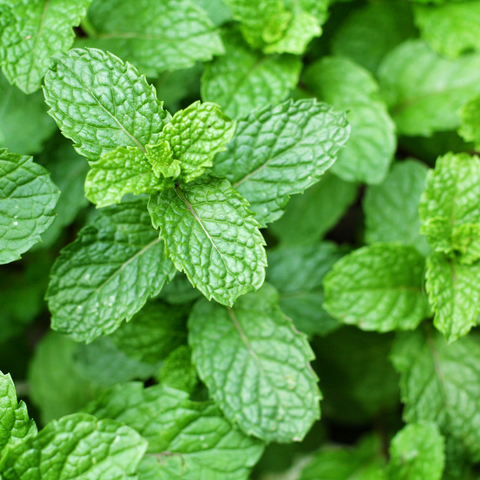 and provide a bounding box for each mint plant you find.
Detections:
[5,0,480,479]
